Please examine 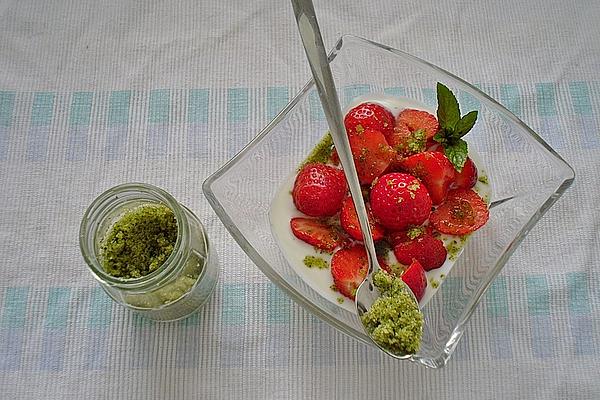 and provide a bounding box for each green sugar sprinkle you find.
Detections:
[100,204,178,279]
[301,132,334,167]
[303,255,329,269]
[361,271,424,355]
[478,175,489,185]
